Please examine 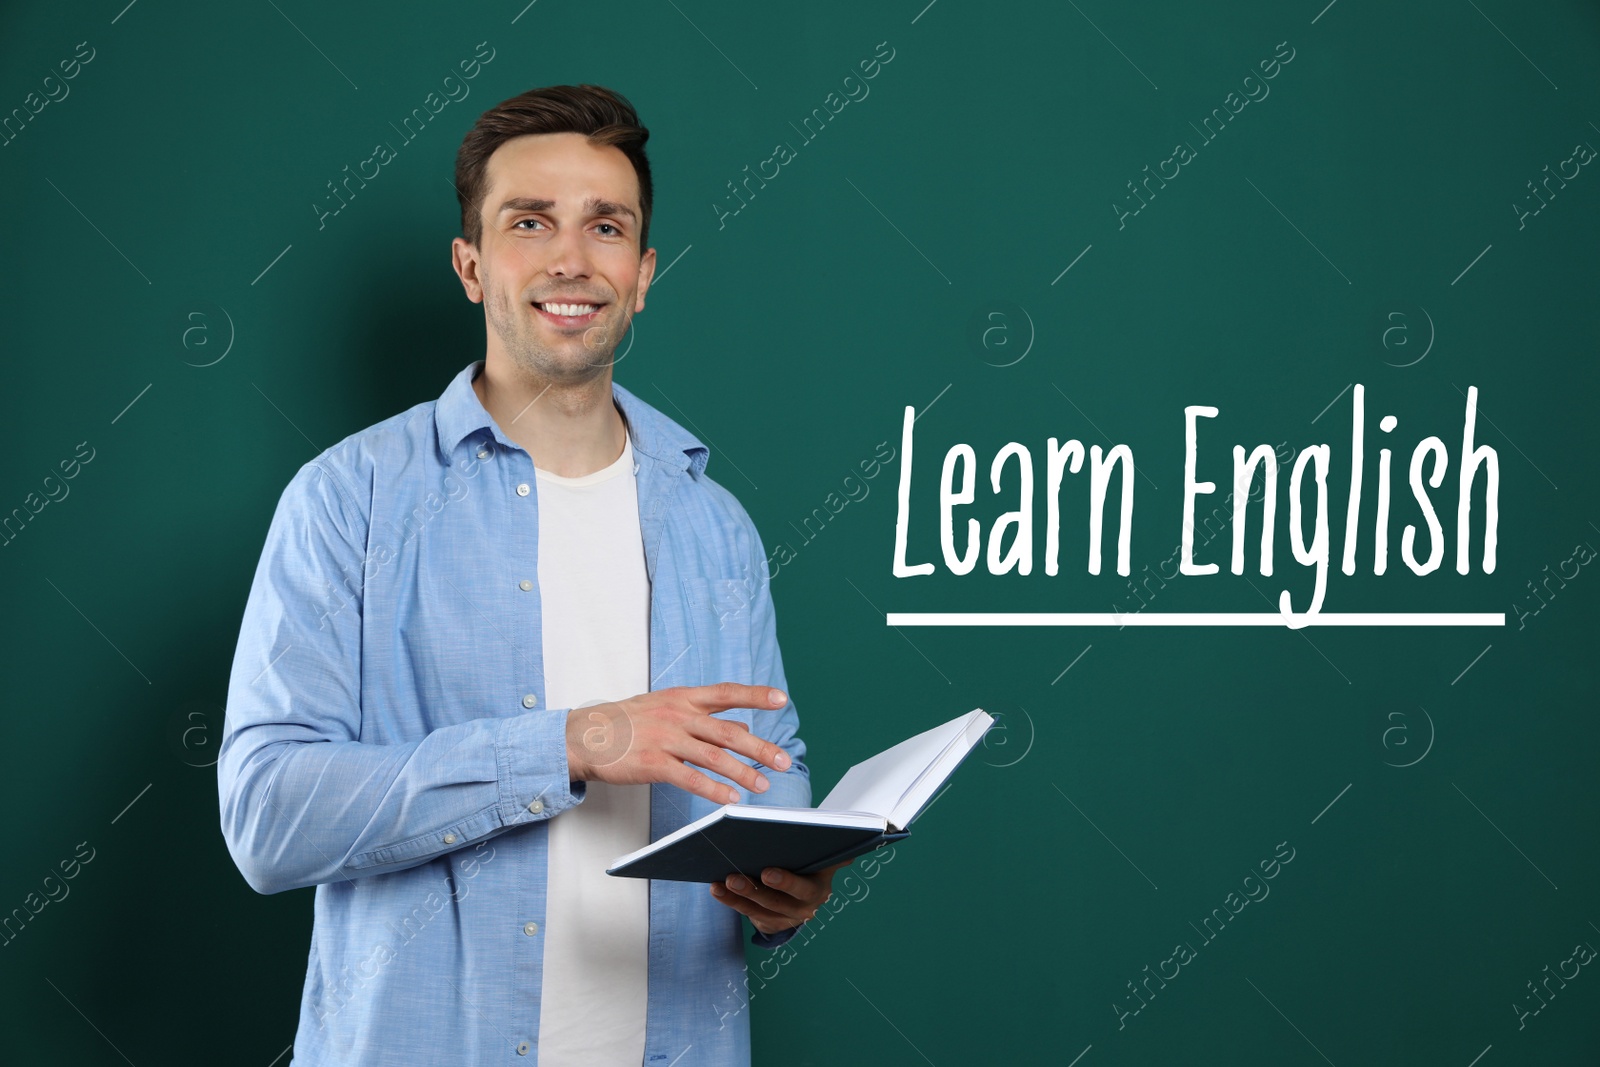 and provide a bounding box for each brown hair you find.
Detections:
[453,84,653,252]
